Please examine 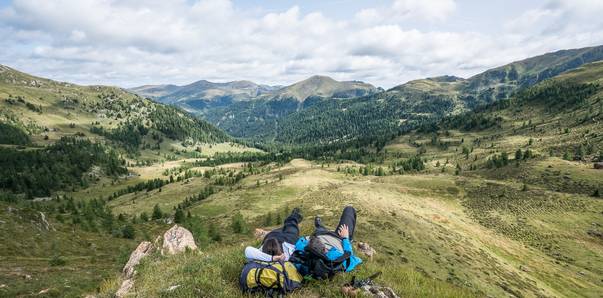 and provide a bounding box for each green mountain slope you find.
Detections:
[135,76,381,140]
[262,45,603,146]
[0,65,231,155]
[153,80,279,108]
